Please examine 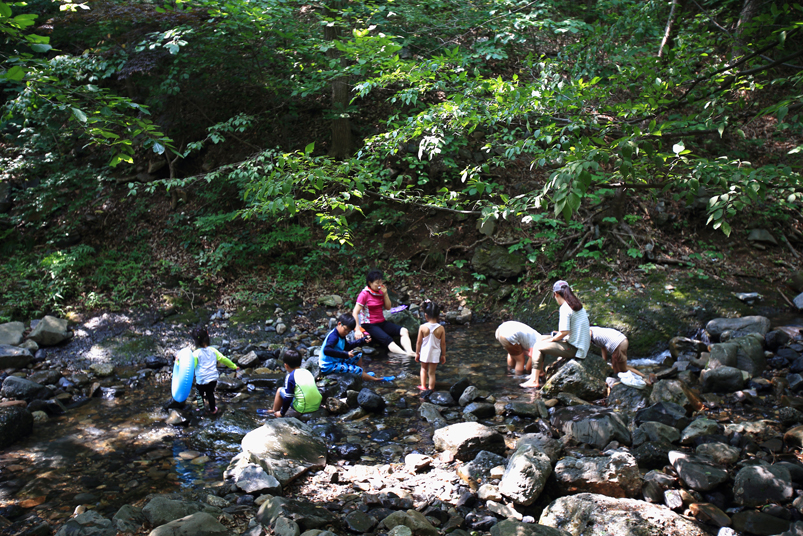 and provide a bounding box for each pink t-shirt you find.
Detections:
[356,288,385,324]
